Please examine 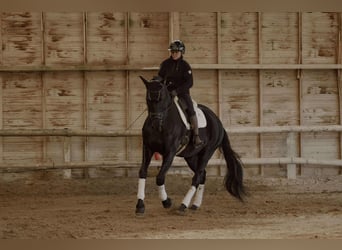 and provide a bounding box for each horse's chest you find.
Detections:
[144,130,163,145]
